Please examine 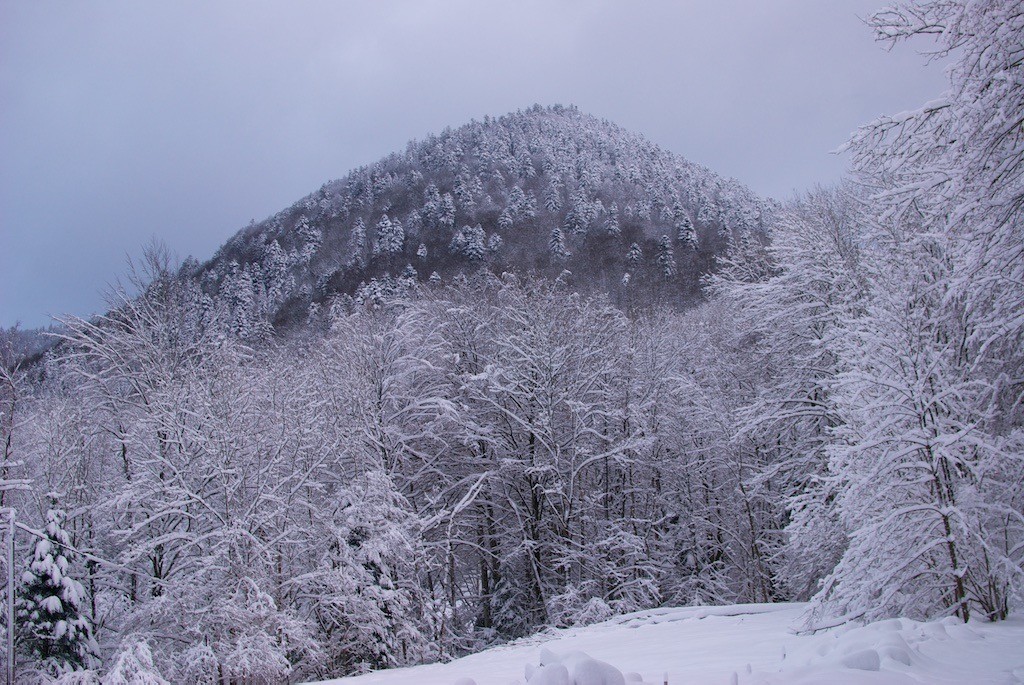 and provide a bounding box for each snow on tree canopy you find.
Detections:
[186,105,772,333]
[16,509,97,674]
